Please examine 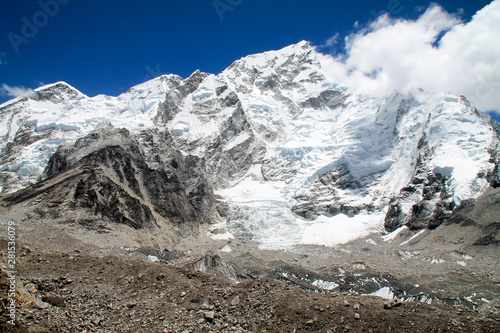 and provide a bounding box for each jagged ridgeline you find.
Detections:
[0,41,499,245]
